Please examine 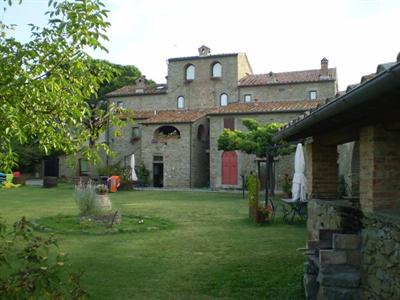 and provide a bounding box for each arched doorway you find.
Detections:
[221,151,238,185]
